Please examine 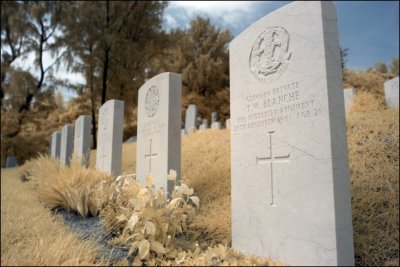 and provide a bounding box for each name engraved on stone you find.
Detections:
[144,139,158,174]
[145,86,160,117]
[256,131,290,206]
[233,81,322,133]
[249,26,292,83]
